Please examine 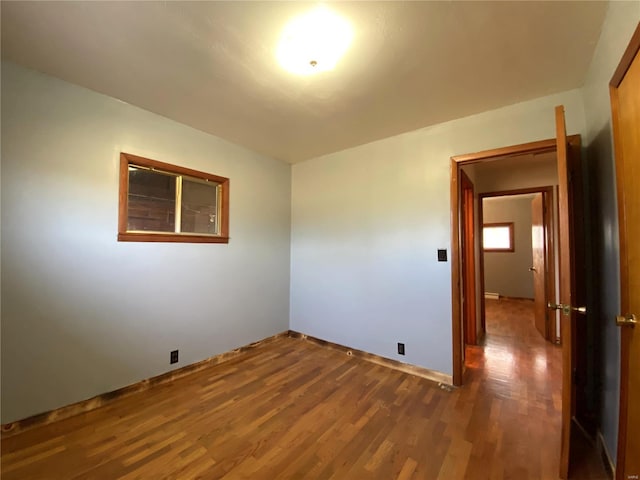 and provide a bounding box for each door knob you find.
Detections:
[529,267,537,272]
[548,302,587,316]
[616,313,637,327]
